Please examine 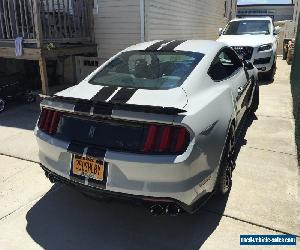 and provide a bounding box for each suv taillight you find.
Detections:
[143,124,189,154]
[38,108,63,135]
